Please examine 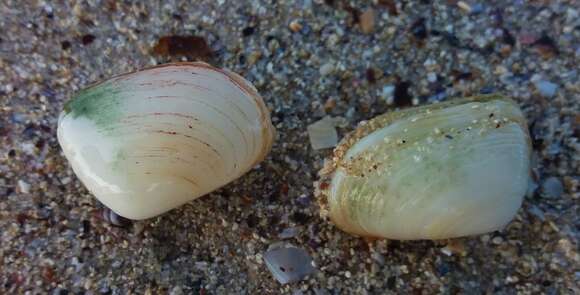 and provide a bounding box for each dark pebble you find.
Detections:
[81,34,96,45]
[394,81,412,106]
[242,26,255,37]
[246,213,259,228]
[366,68,376,83]
[502,28,516,46]
[533,34,559,55]
[410,18,428,40]
[61,40,71,50]
[51,288,69,295]
[290,212,311,224]
[386,276,397,289]
[436,262,450,276]
[152,35,213,60]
